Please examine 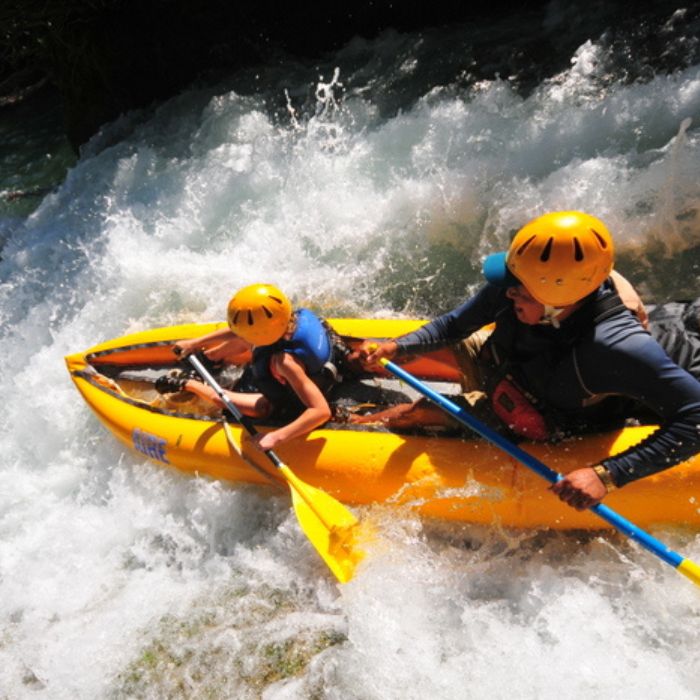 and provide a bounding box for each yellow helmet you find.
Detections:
[505,211,614,306]
[227,283,292,346]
